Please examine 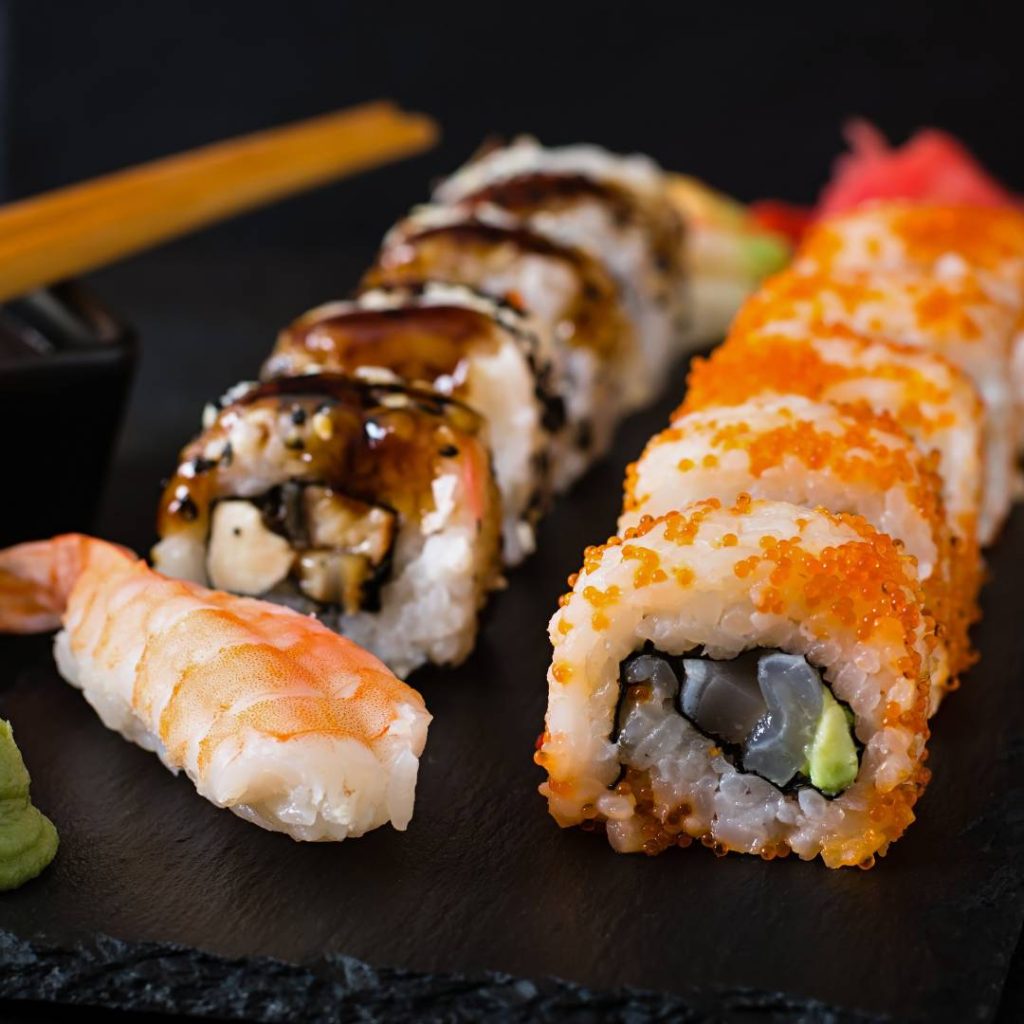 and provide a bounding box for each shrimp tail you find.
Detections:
[0,535,132,634]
